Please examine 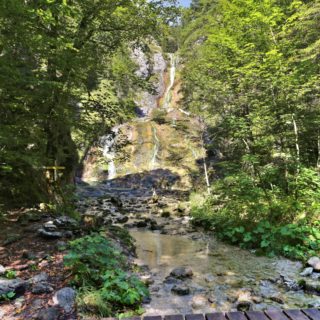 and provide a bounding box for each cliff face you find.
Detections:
[81,44,205,191]
[133,44,167,116]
